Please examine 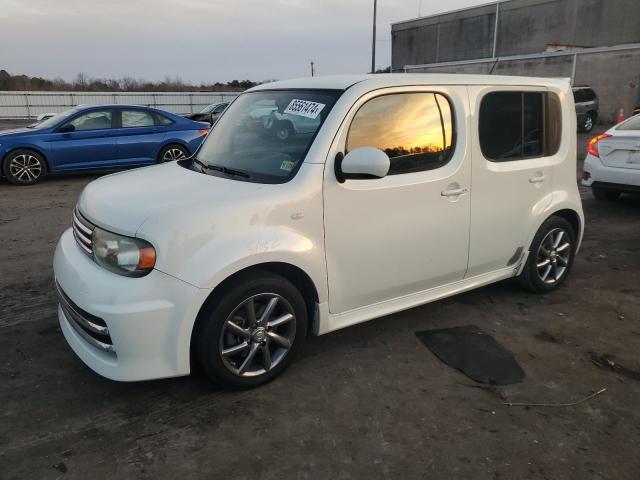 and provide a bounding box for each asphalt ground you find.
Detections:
[2,123,639,479]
